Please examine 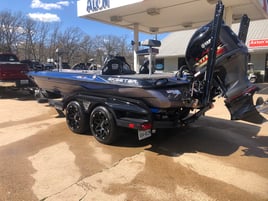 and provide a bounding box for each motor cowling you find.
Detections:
[186,21,250,97]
